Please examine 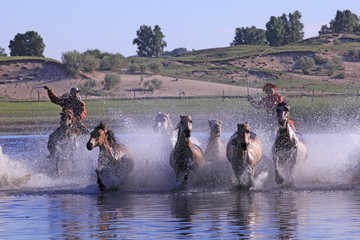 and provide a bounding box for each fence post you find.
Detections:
[311,90,315,102]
